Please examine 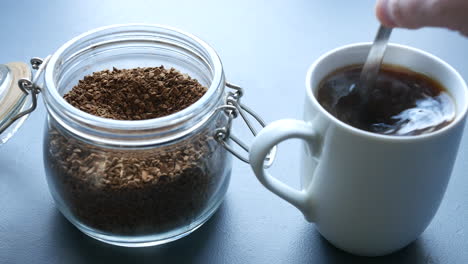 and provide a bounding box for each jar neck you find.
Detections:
[42,24,225,147]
